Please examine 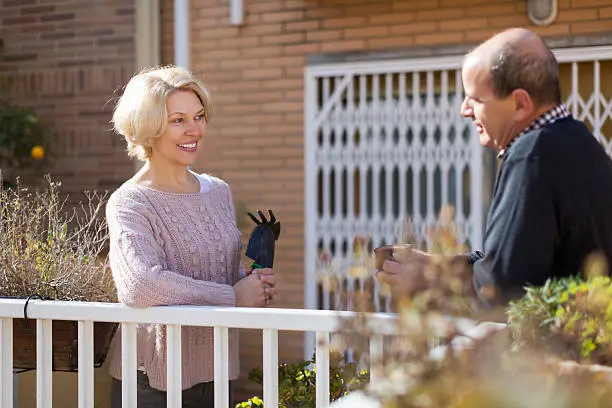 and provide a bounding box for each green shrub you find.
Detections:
[508,272,612,365]
[236,352,369,408]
